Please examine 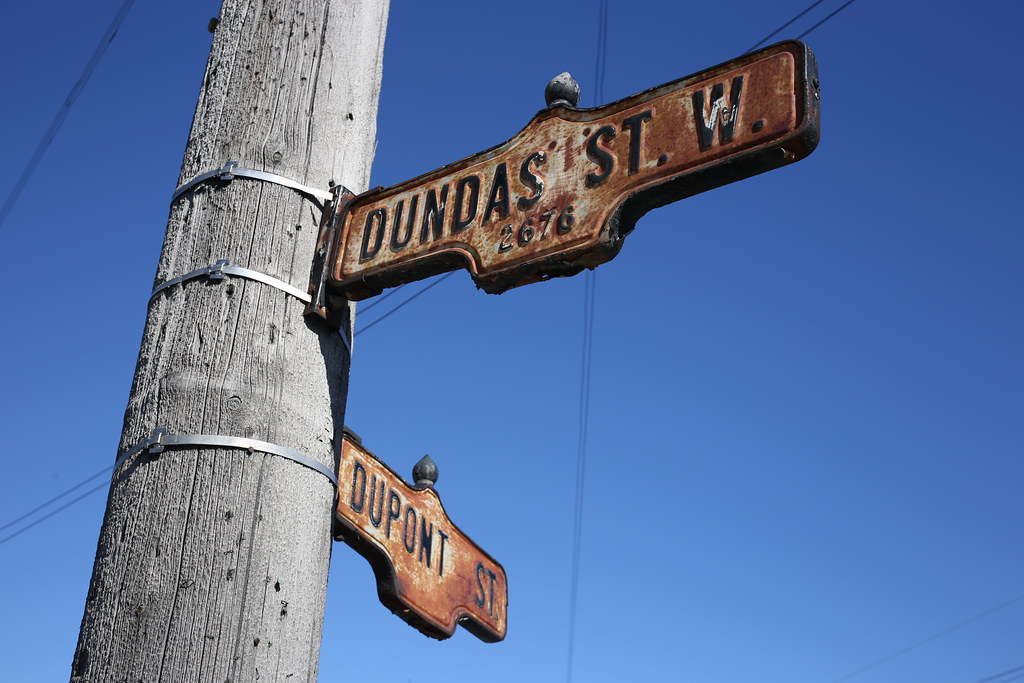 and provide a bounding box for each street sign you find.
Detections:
[322,40,819,301]
[334,432,507,642]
